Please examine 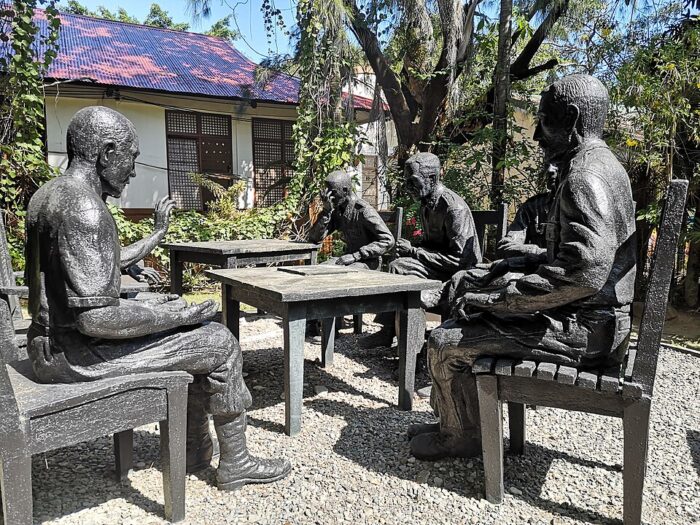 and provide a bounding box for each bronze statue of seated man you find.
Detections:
[308,169,395,269]
[422,163,559,315]
[361,152,482,347]
[25,106,290,489]
[410,74,637,460]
